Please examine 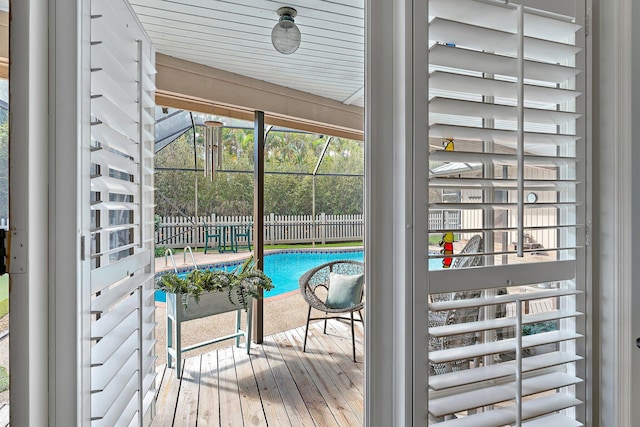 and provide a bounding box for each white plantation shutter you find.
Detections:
[427,0,587,425]
[89,0,156,425]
